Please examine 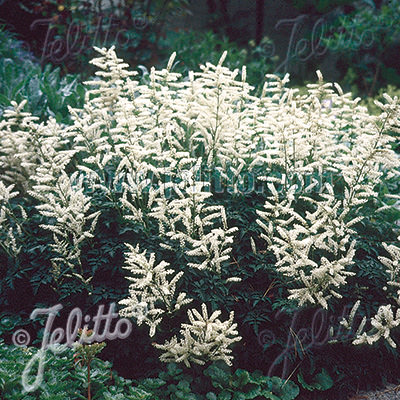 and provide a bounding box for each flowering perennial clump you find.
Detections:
[256,182,358,308]
[254,72,400,310]
[2,45,400,361]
